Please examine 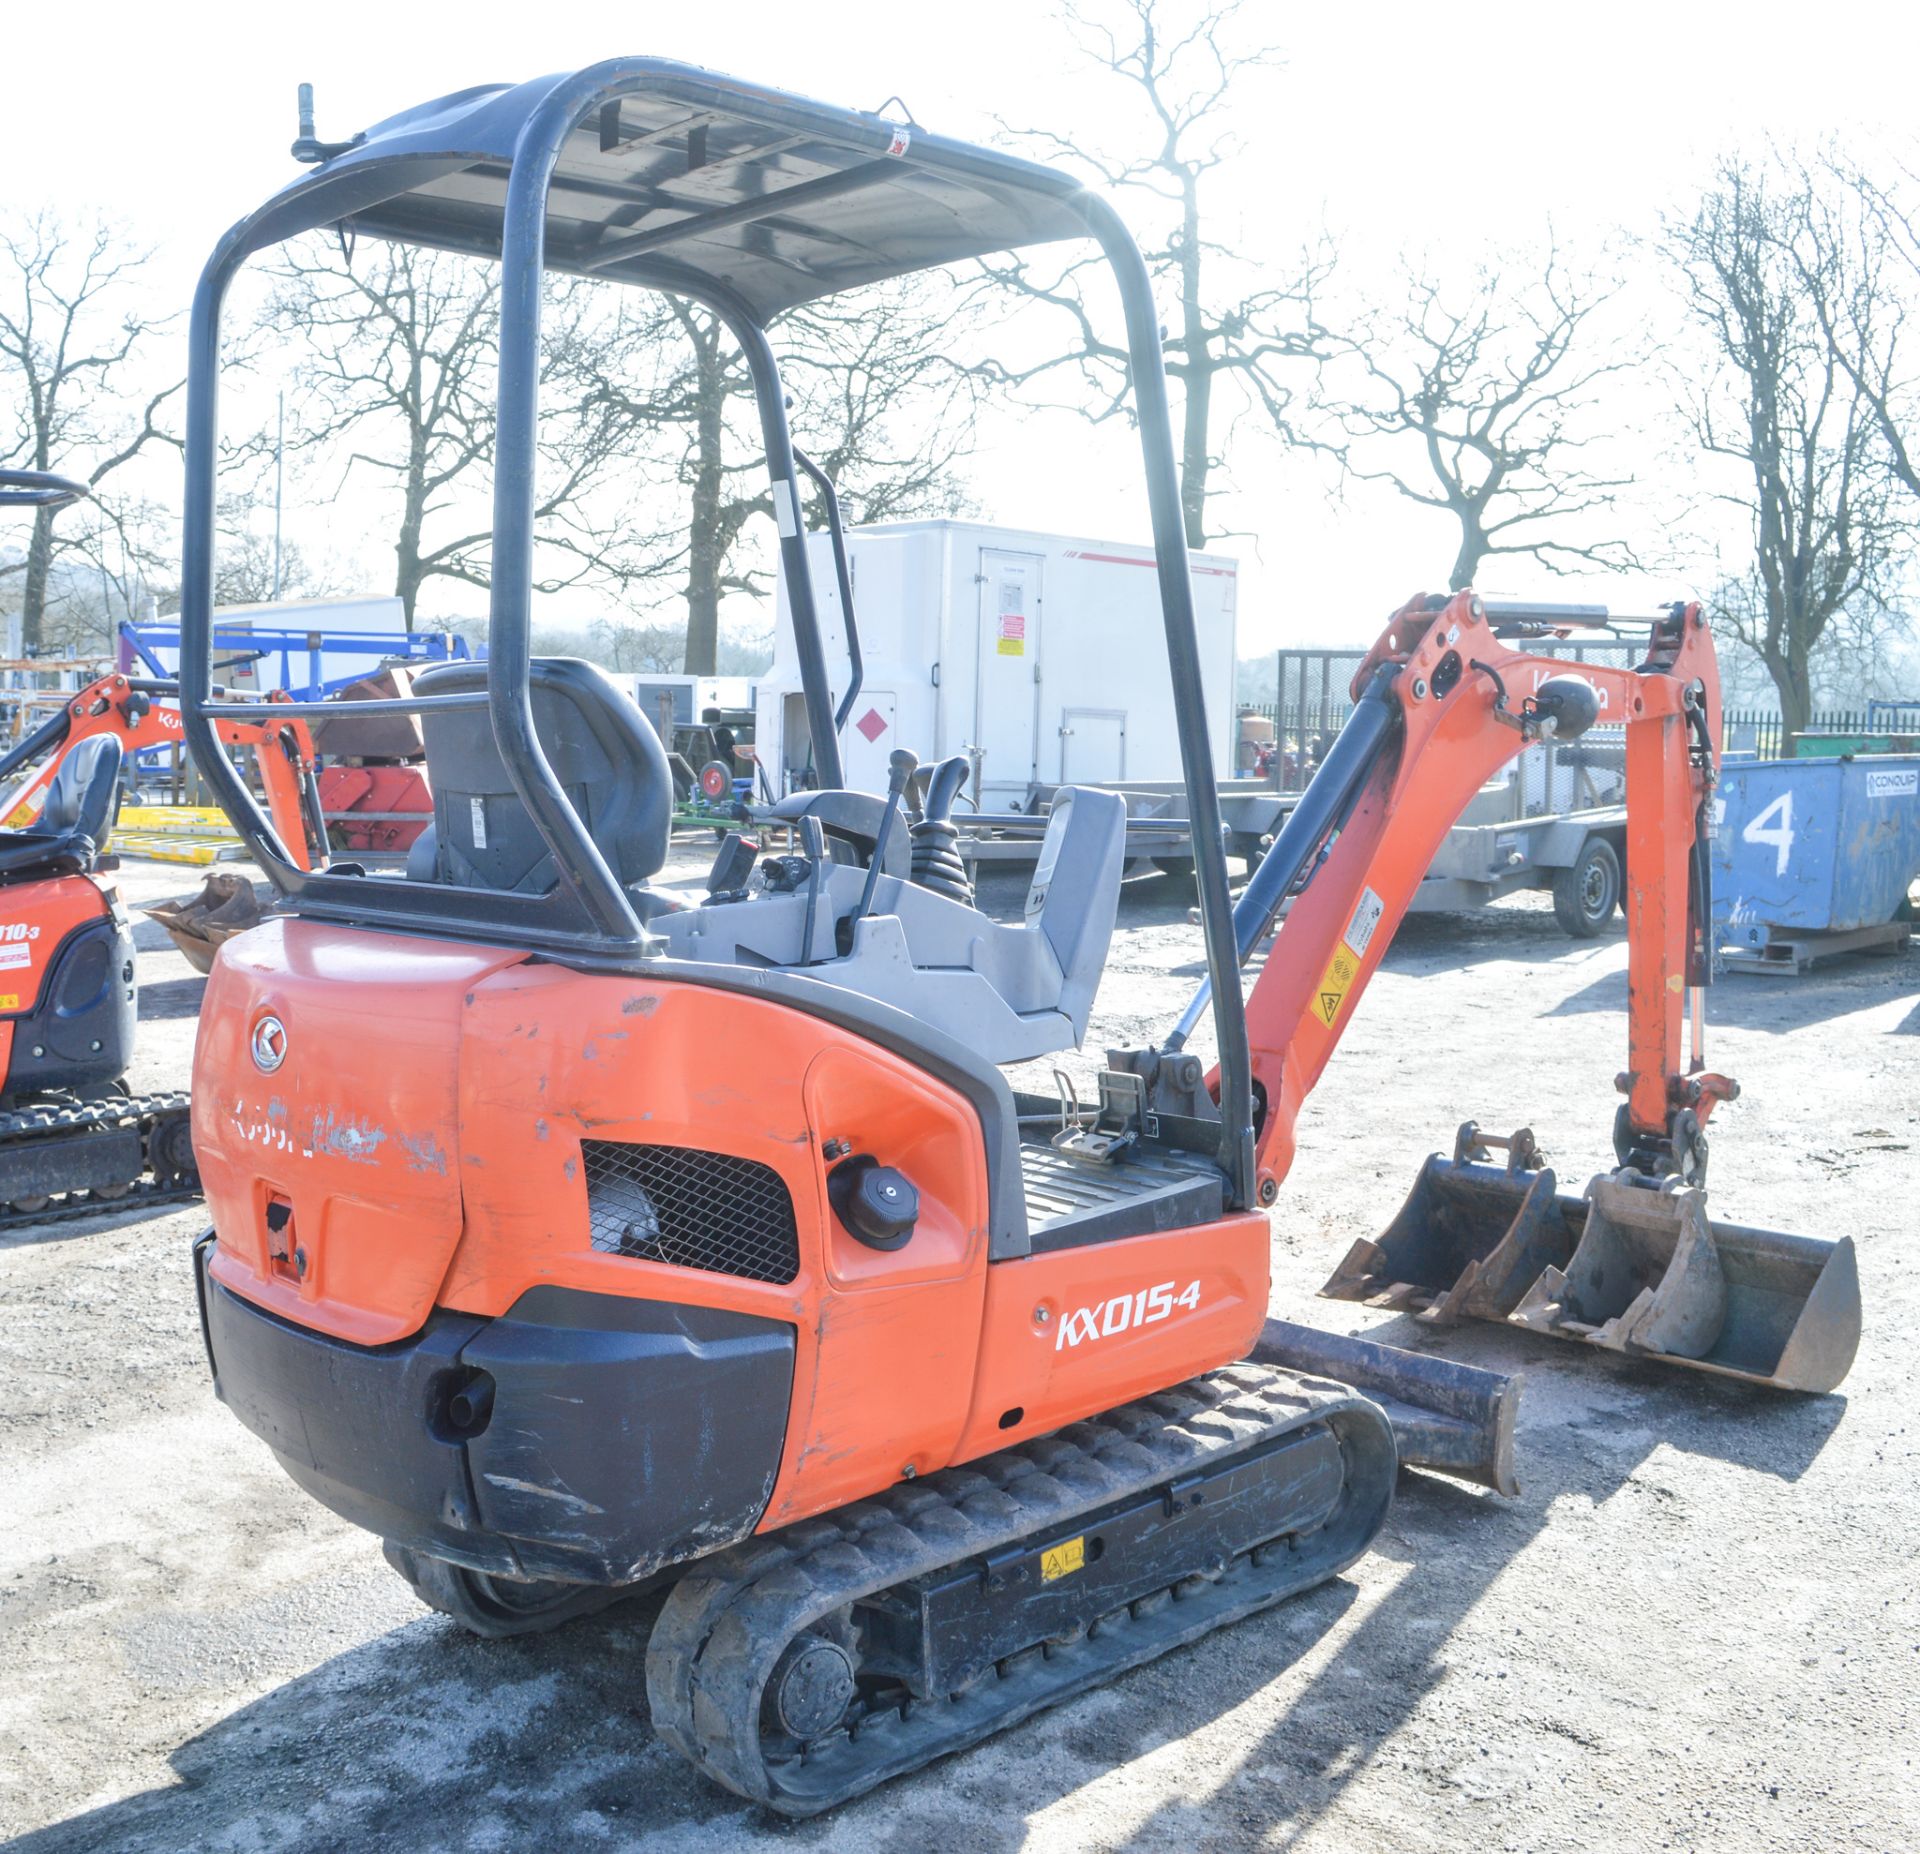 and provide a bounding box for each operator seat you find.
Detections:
[1021,785,1127,1046]
[0,733,123,880]
[406,659,671,897]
